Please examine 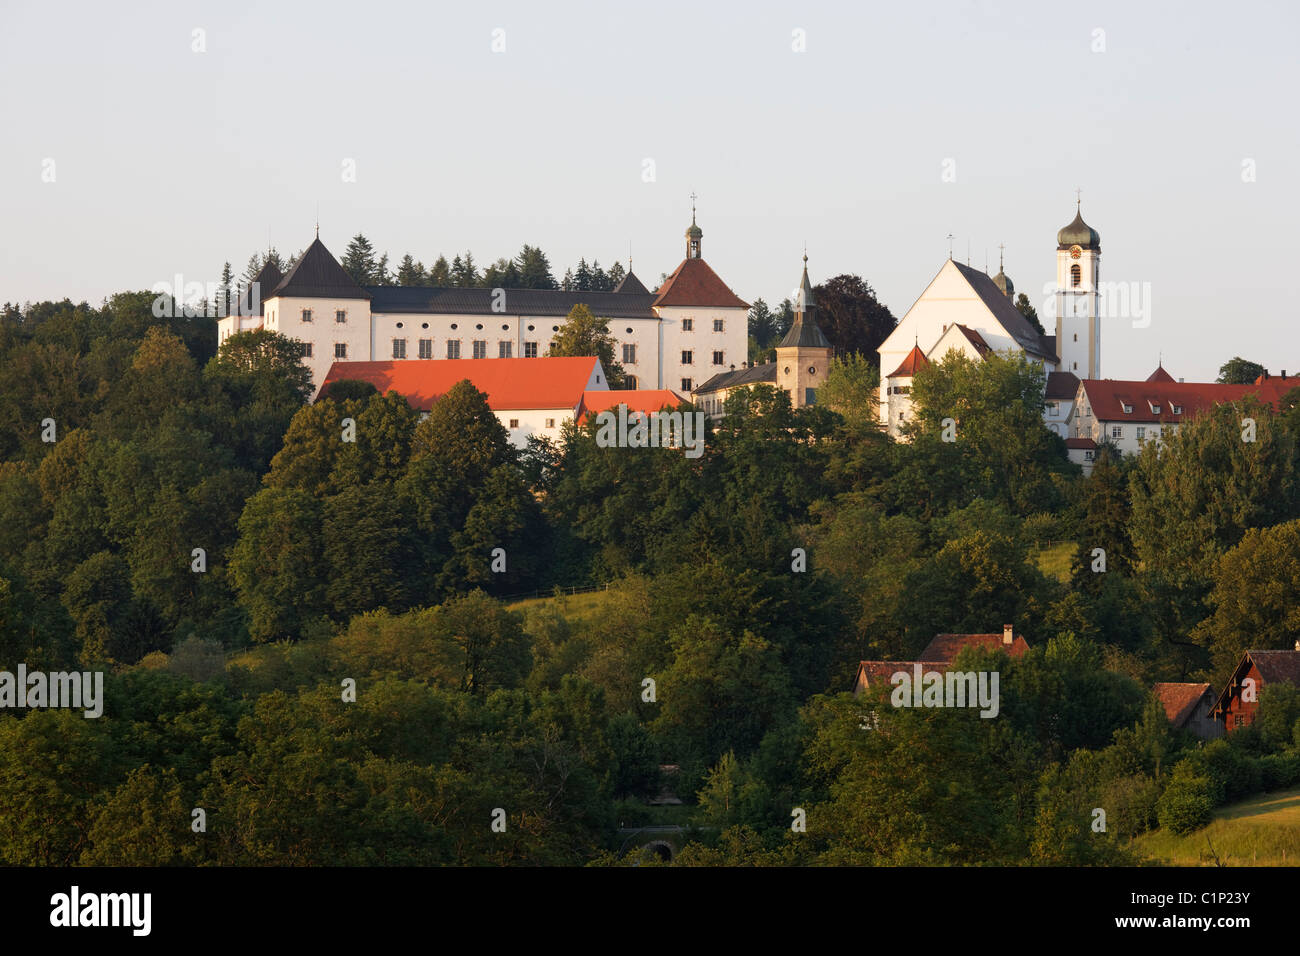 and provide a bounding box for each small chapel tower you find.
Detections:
[1056,197,1102,378]
[686,198,703,259]
[776,255,833,408]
